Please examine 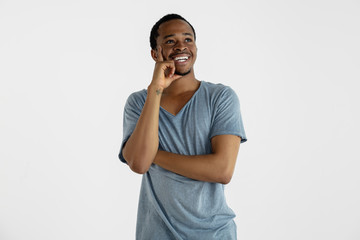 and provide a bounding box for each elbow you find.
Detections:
[216,162,234,184]
[122,143,157,174]
[211,151,237,184]
[123,152,152,174]
[128,159,151,174]
[219,172,233,185]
